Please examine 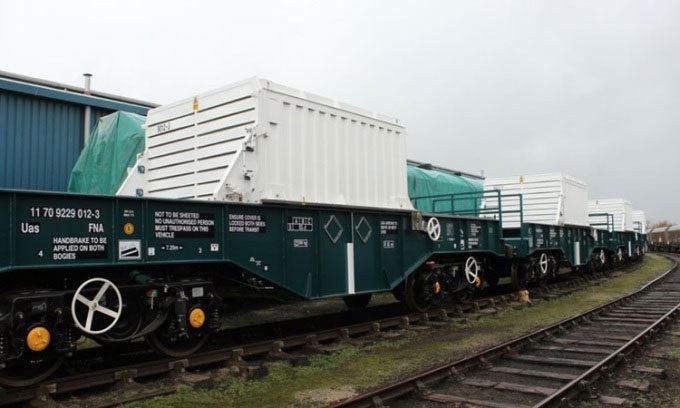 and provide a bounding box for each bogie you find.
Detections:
[401,257,485,313]
[0,274,221,386]
[0,76,650,389]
